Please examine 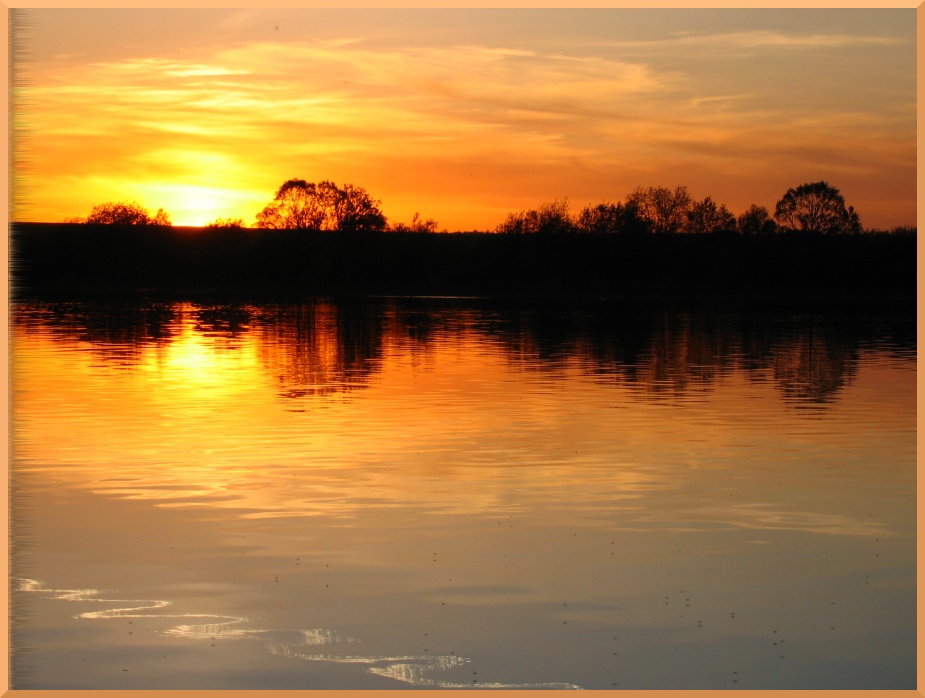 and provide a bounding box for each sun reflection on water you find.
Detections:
[11,300,915,538]
[10,299,917,689]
